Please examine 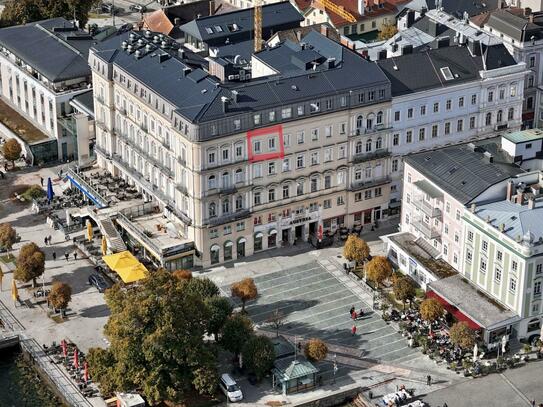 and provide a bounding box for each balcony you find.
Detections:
[66,168,109,209]
[203,209,251,226]
[349,176,391,191]
[412,198,442,219]
[413,219,441,240]
[57,116,77,136]
[350,125,392,137]
[352,148,391,164]
[116,212,163,261]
